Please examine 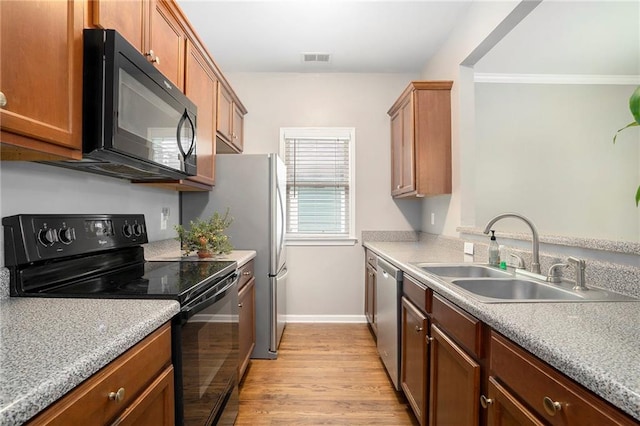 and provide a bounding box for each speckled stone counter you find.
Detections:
[144,239,256,267]
[0,297,179,425]
[363,238,640,421]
